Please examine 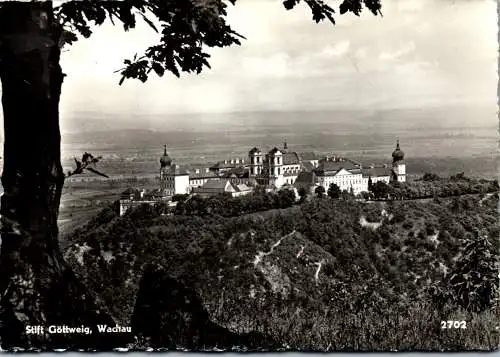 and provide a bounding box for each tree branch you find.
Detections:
[51,0,382,82]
